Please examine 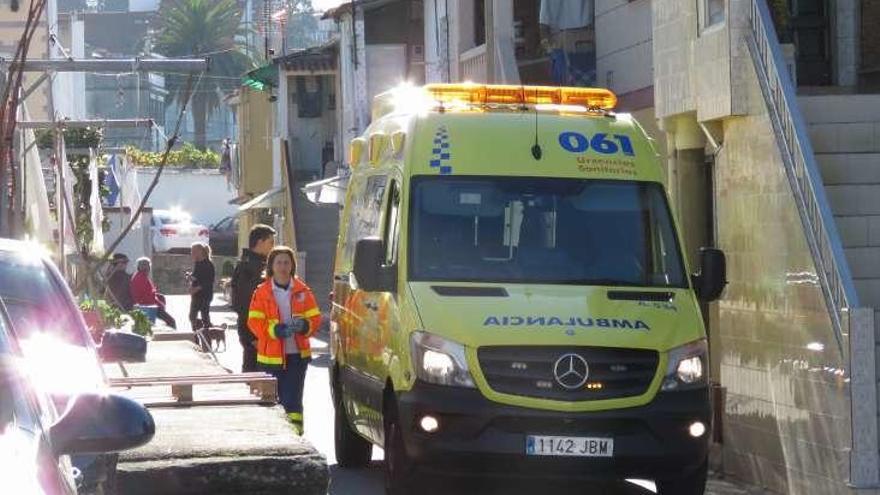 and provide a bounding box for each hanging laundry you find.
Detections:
[89,149,105,255]
[539,0,594,32]
[21,105,54,245]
